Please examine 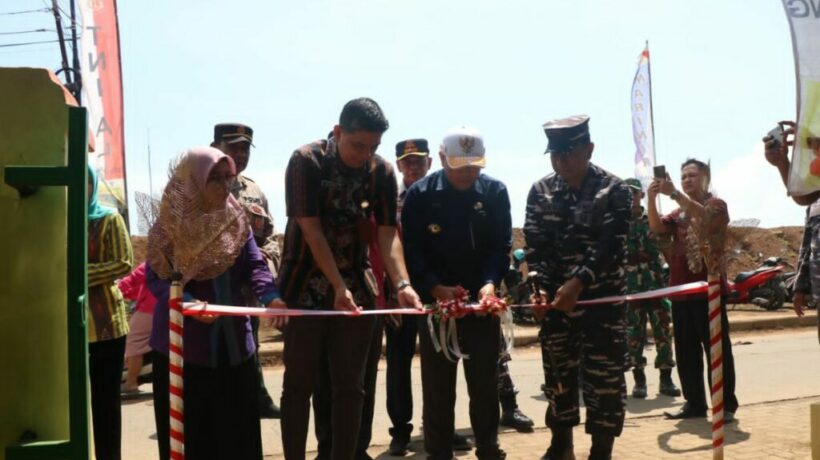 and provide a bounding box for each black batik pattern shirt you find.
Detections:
[278,138,398,310]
